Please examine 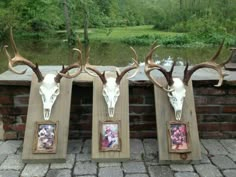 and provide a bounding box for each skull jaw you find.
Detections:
[43,108,51,120]
[175,110,183,121]
[108,107,115,118]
